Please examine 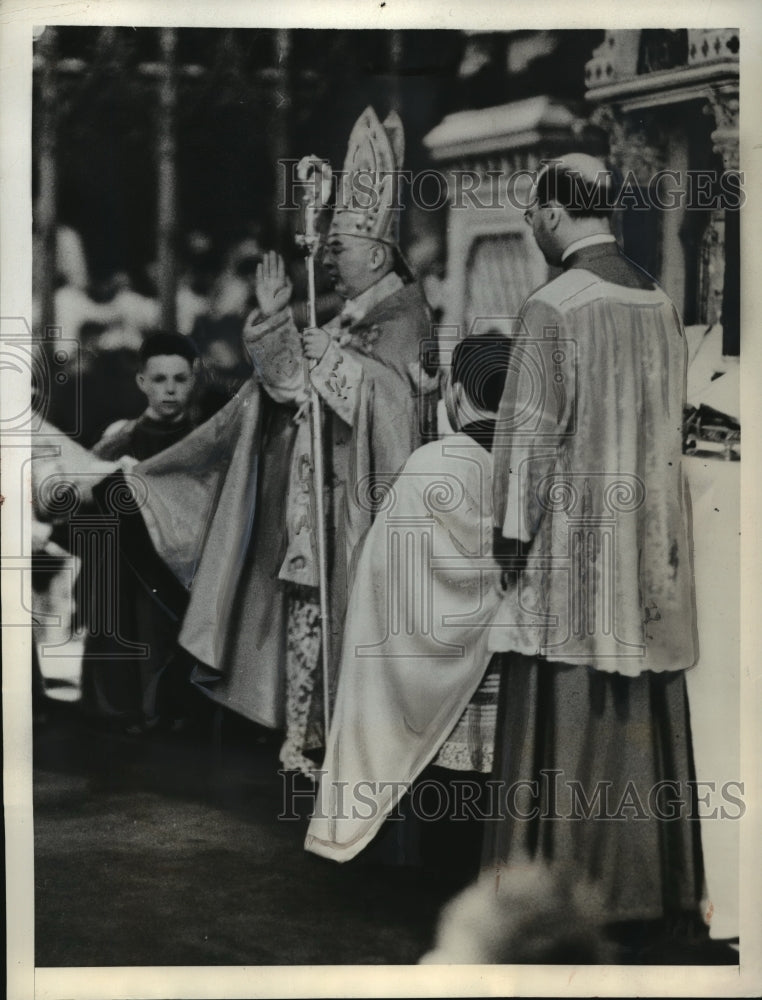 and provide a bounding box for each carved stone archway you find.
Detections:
[585,29,739,351]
